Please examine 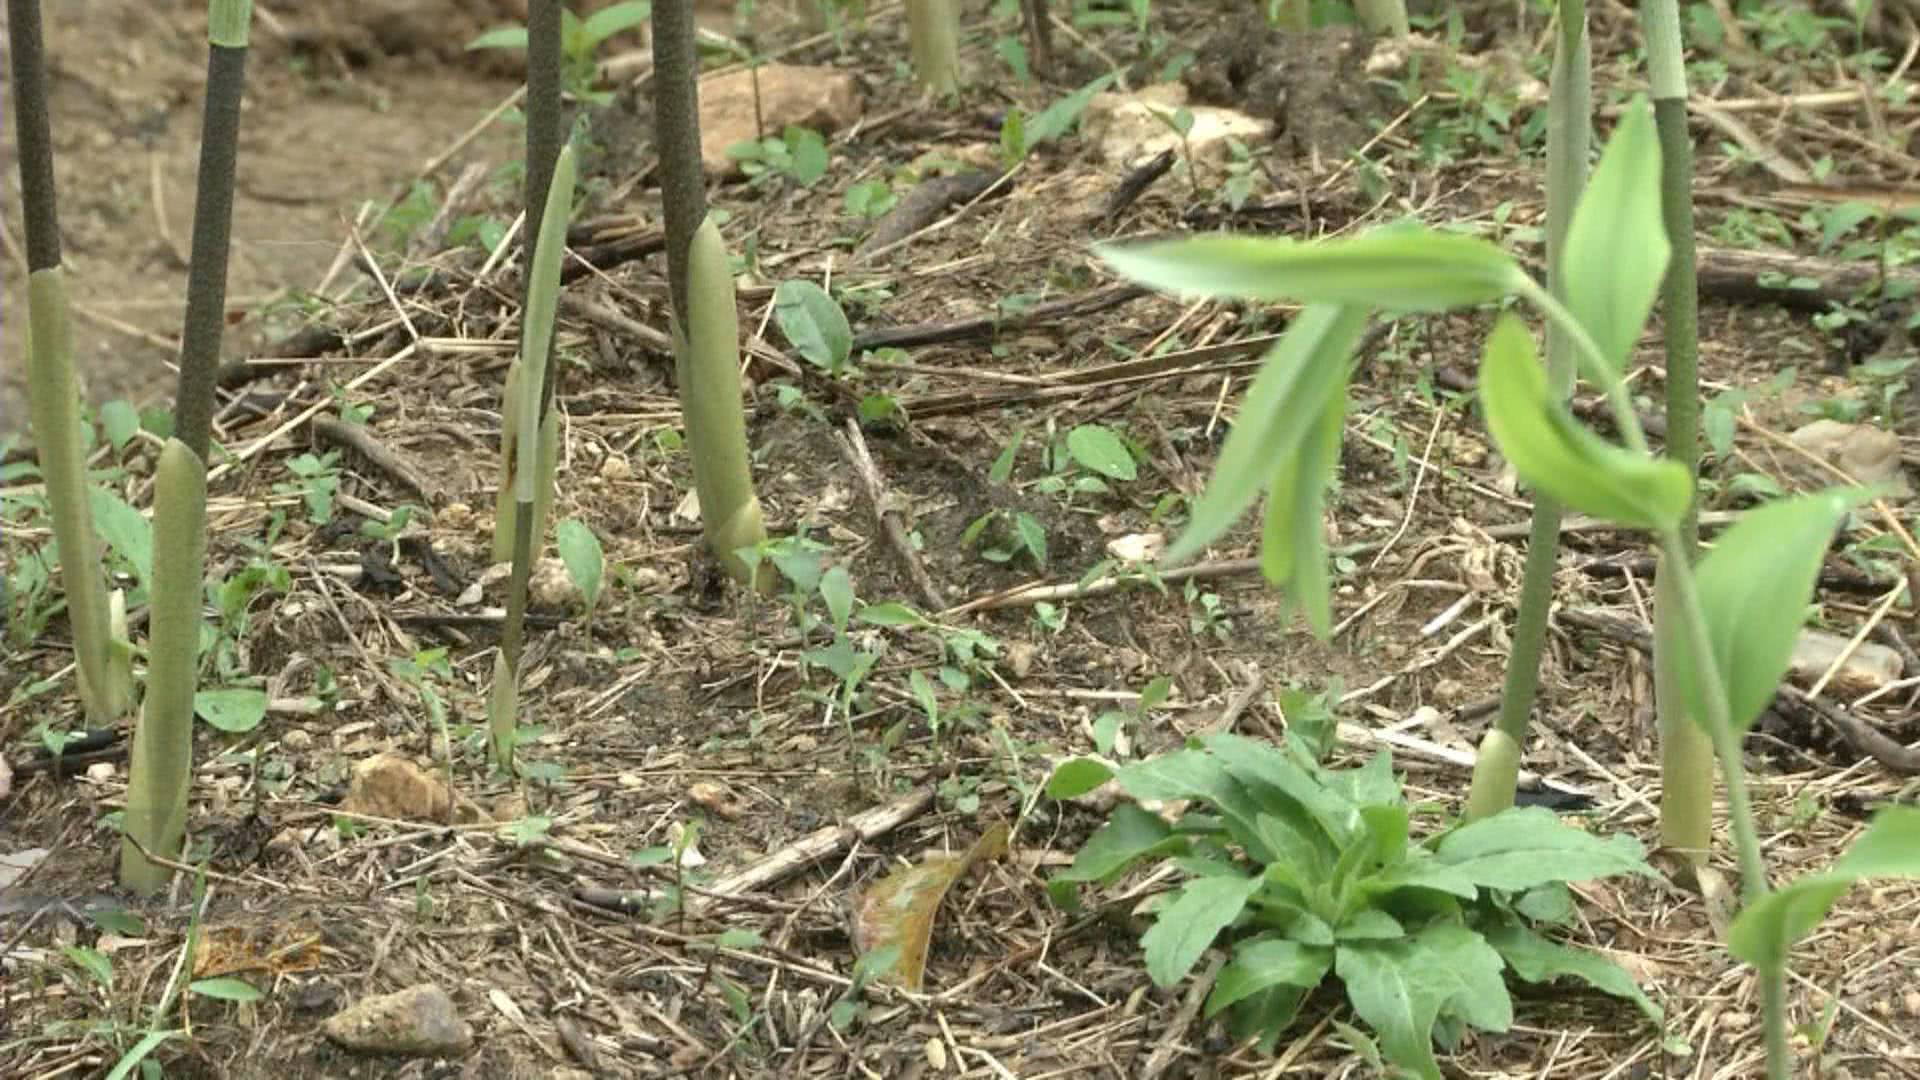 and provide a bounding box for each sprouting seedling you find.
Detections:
[655,0,770,590]
[9,0,131,730]
[489,141,579,772]
[555,517,606,625]
[119,0,254,897]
